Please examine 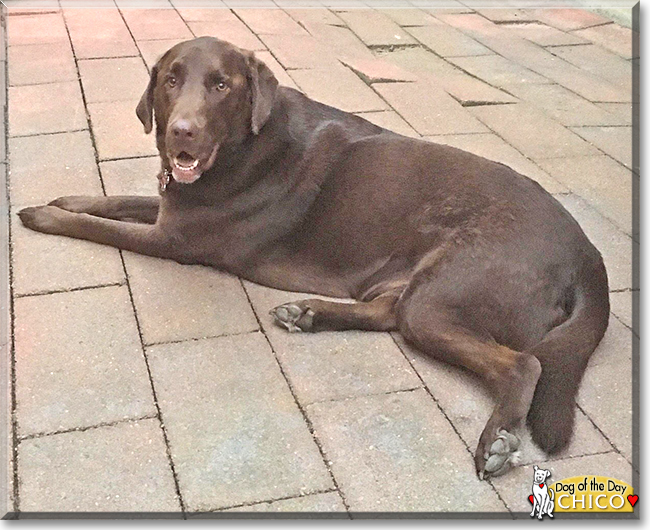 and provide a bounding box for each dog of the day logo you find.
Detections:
[527,470,637,515]
[529,466,555,519]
